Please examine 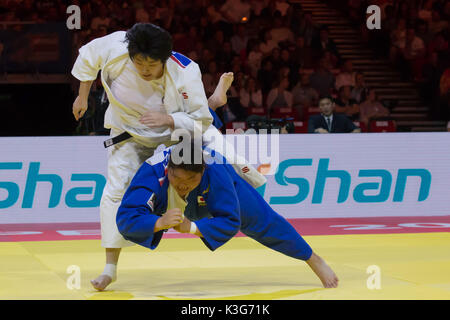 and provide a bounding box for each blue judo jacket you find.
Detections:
[116,147,241,251]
